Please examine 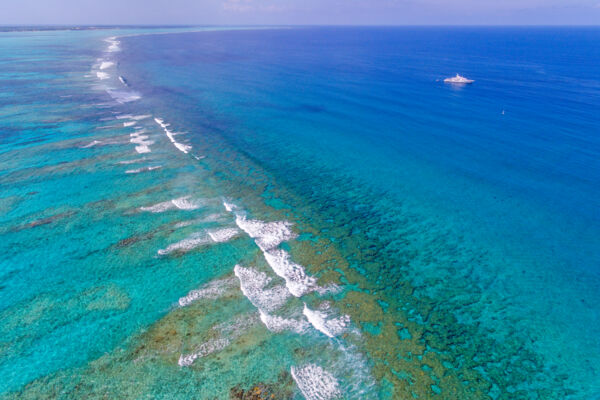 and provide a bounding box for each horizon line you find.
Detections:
[1,23,600,28]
